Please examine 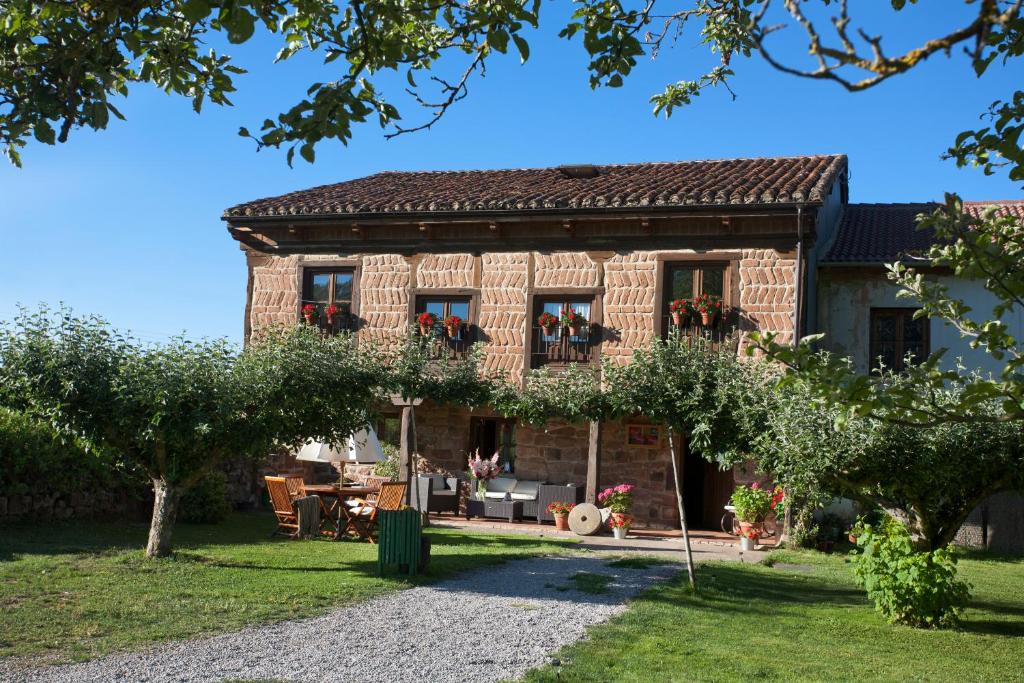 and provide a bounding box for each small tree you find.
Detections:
[0,309,382,557]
